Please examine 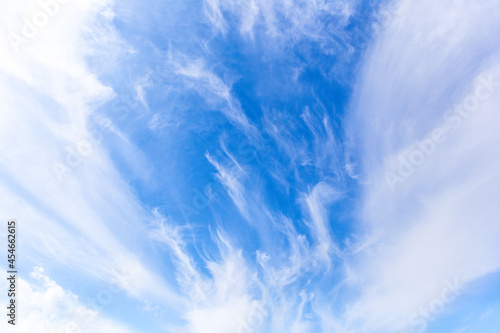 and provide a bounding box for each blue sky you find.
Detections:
[1,0,500,332]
